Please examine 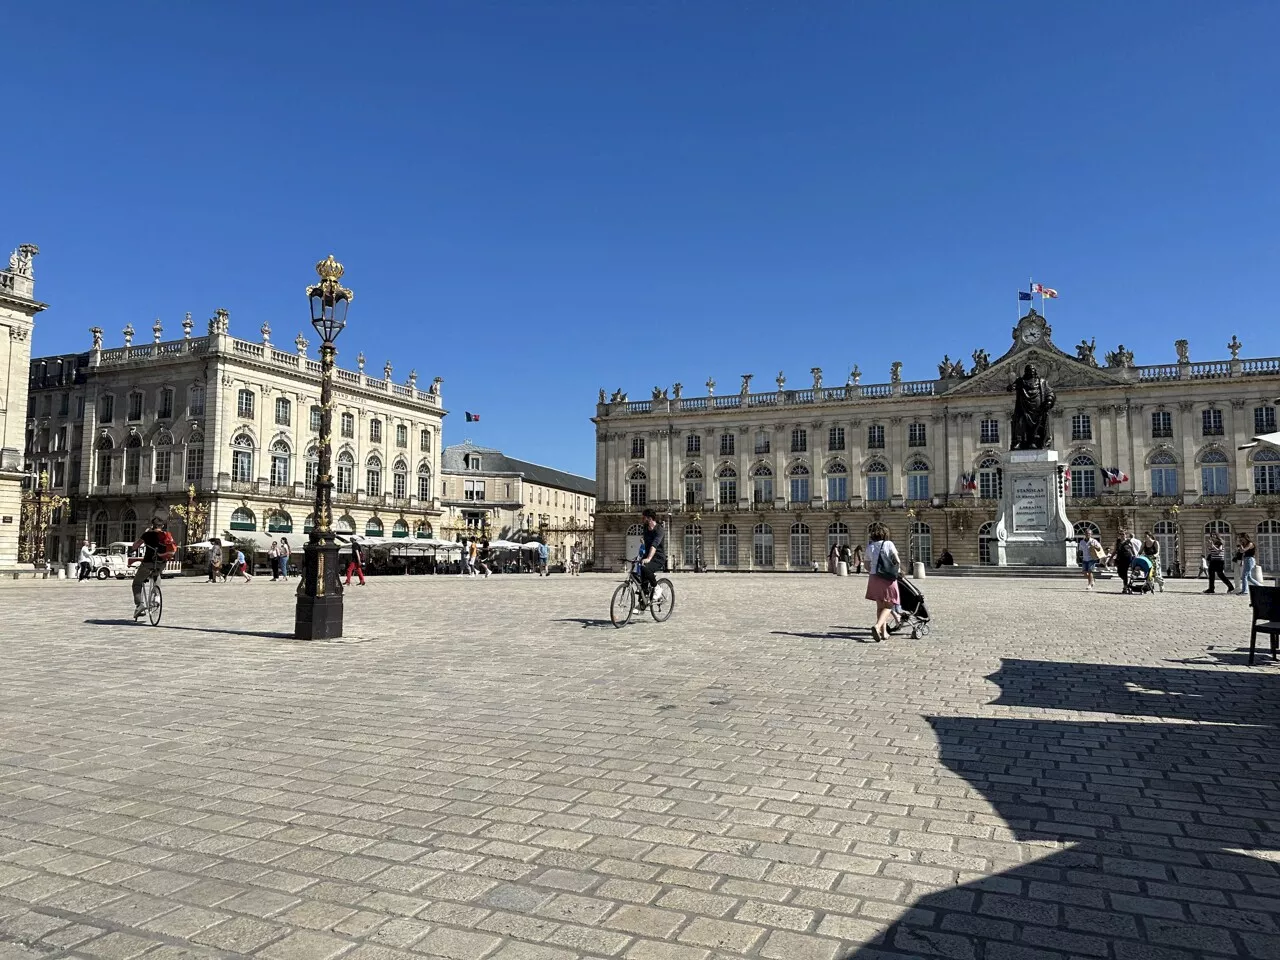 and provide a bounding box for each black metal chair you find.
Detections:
[1248,584,1280,664]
